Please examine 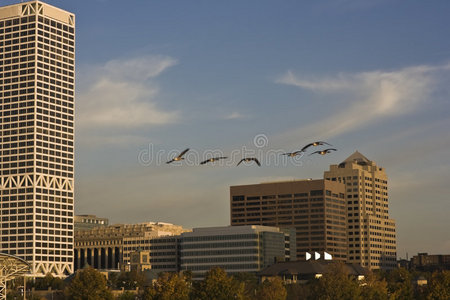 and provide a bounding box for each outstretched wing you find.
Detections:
[178,148,190,158]
[237,159,245,166]
[301,143,314,152]
[253,158,261,166]
[200,159,210,165]
[309,151,321,156]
